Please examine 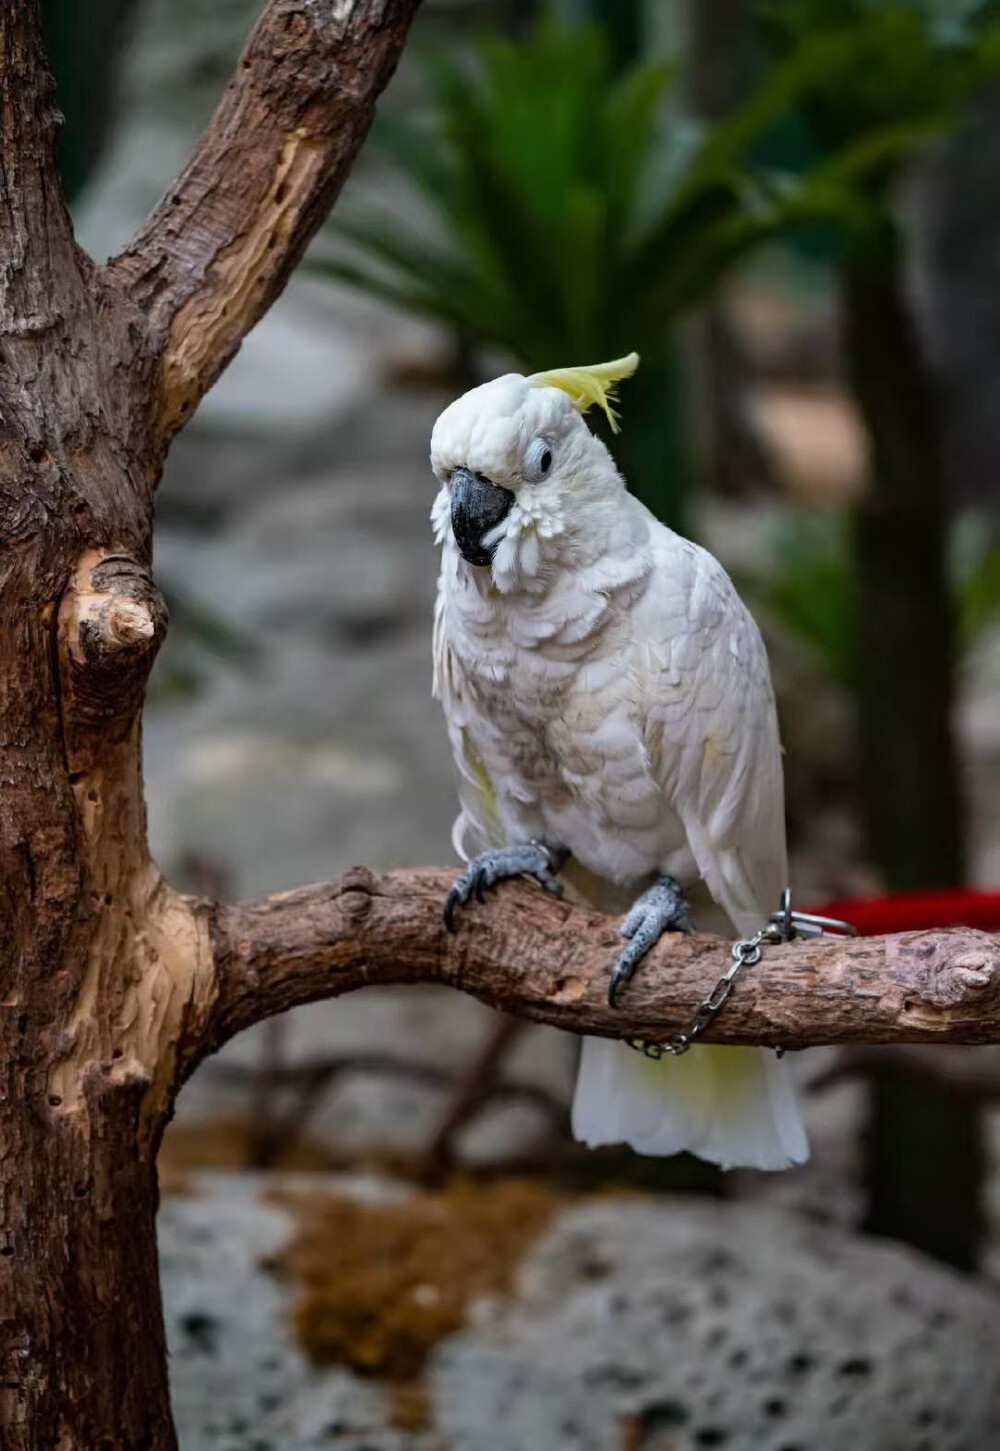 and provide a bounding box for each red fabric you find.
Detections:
[806,888,1000,936]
